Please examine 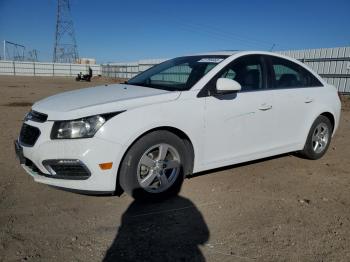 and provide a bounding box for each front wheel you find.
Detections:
[300,115,333,160]
[119,131,192,200]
